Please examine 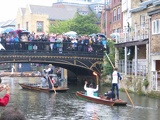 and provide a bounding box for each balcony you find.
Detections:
[115,23,149,44]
